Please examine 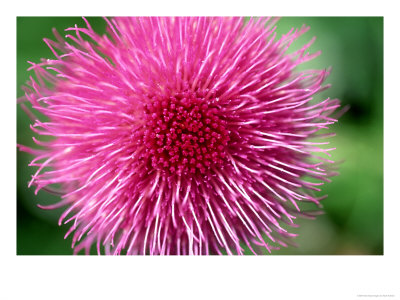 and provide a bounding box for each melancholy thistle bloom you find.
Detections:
[19,17,341,255]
